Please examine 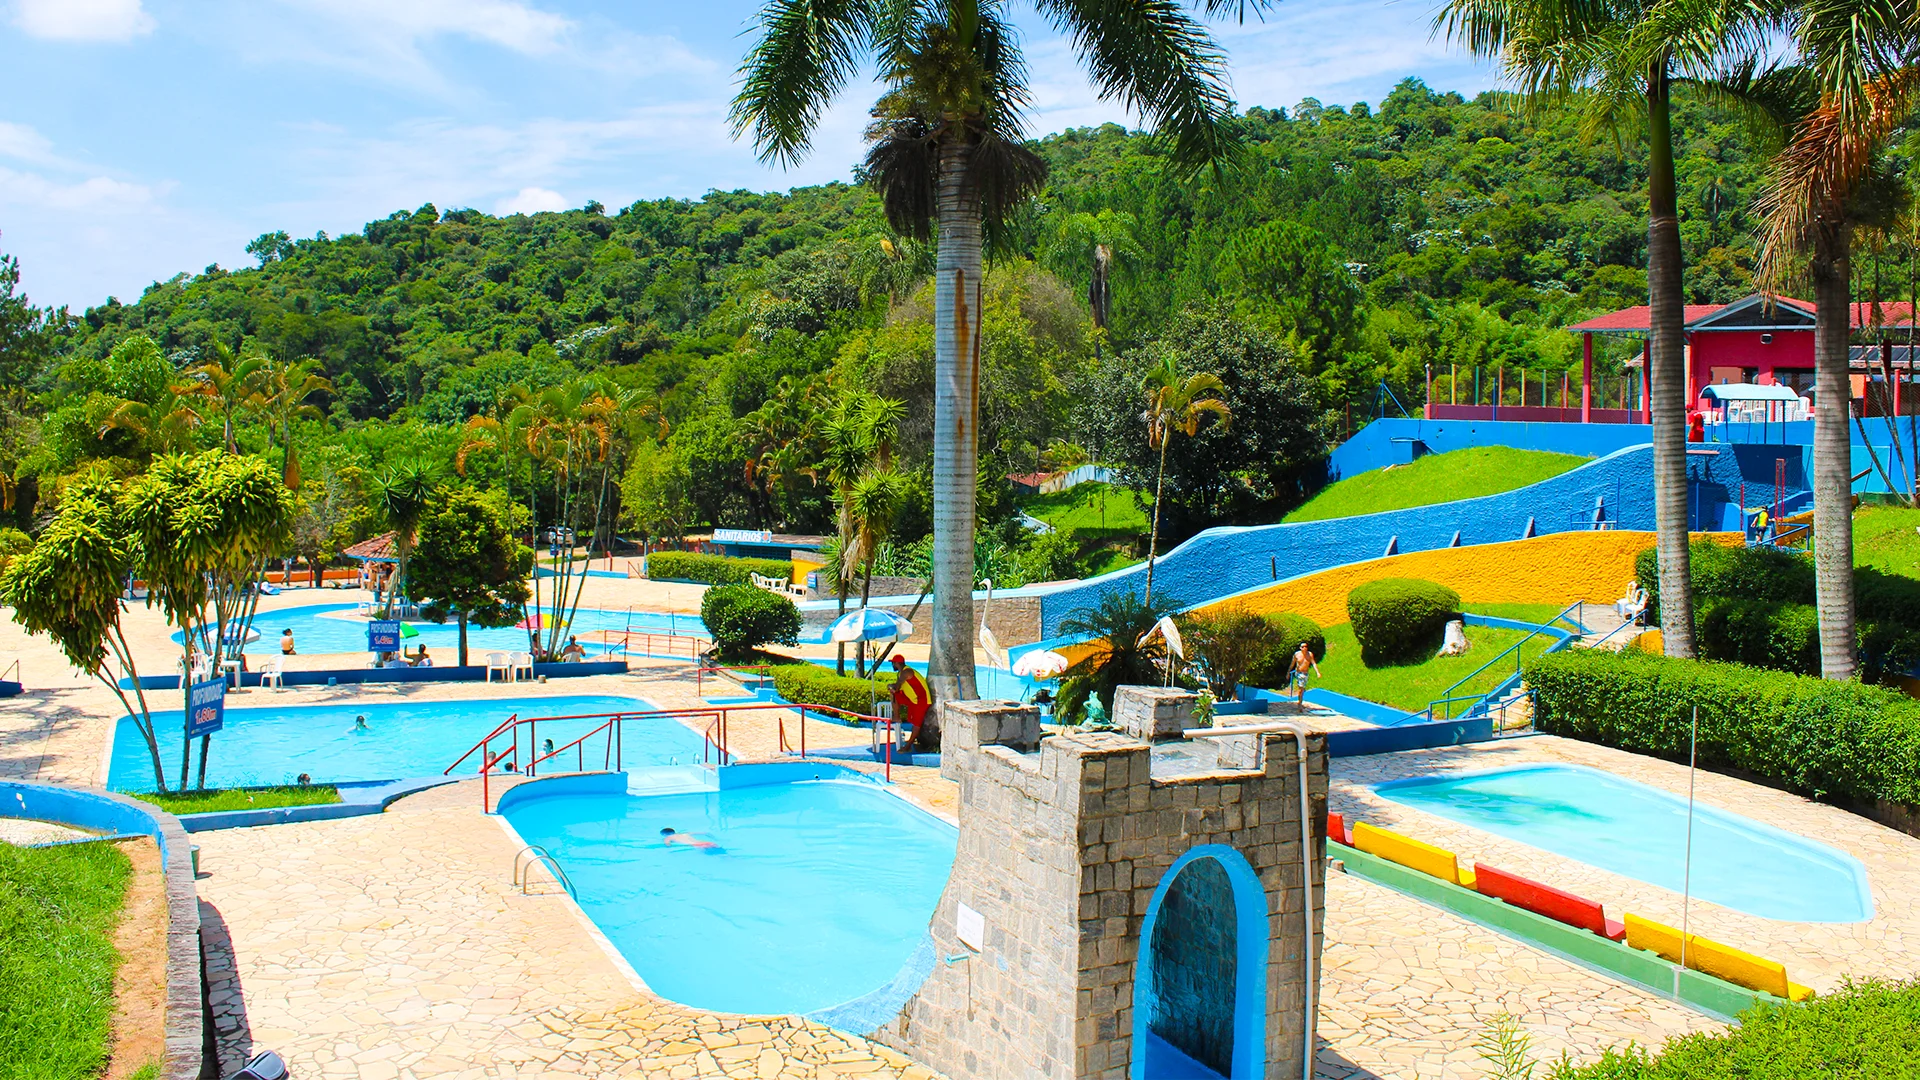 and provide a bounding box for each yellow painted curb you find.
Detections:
[1623,913,1813,1001]
[1352,821,1477,889]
